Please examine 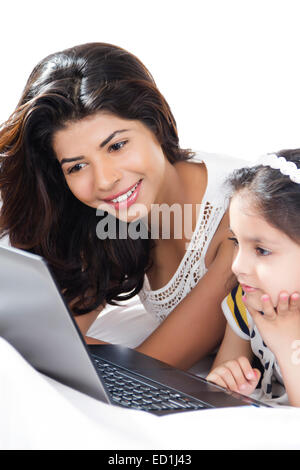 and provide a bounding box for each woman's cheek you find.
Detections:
[68,177,94,205]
